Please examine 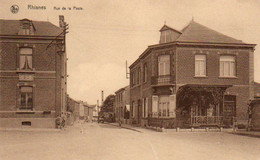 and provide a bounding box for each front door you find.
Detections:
[224,95,236,127]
